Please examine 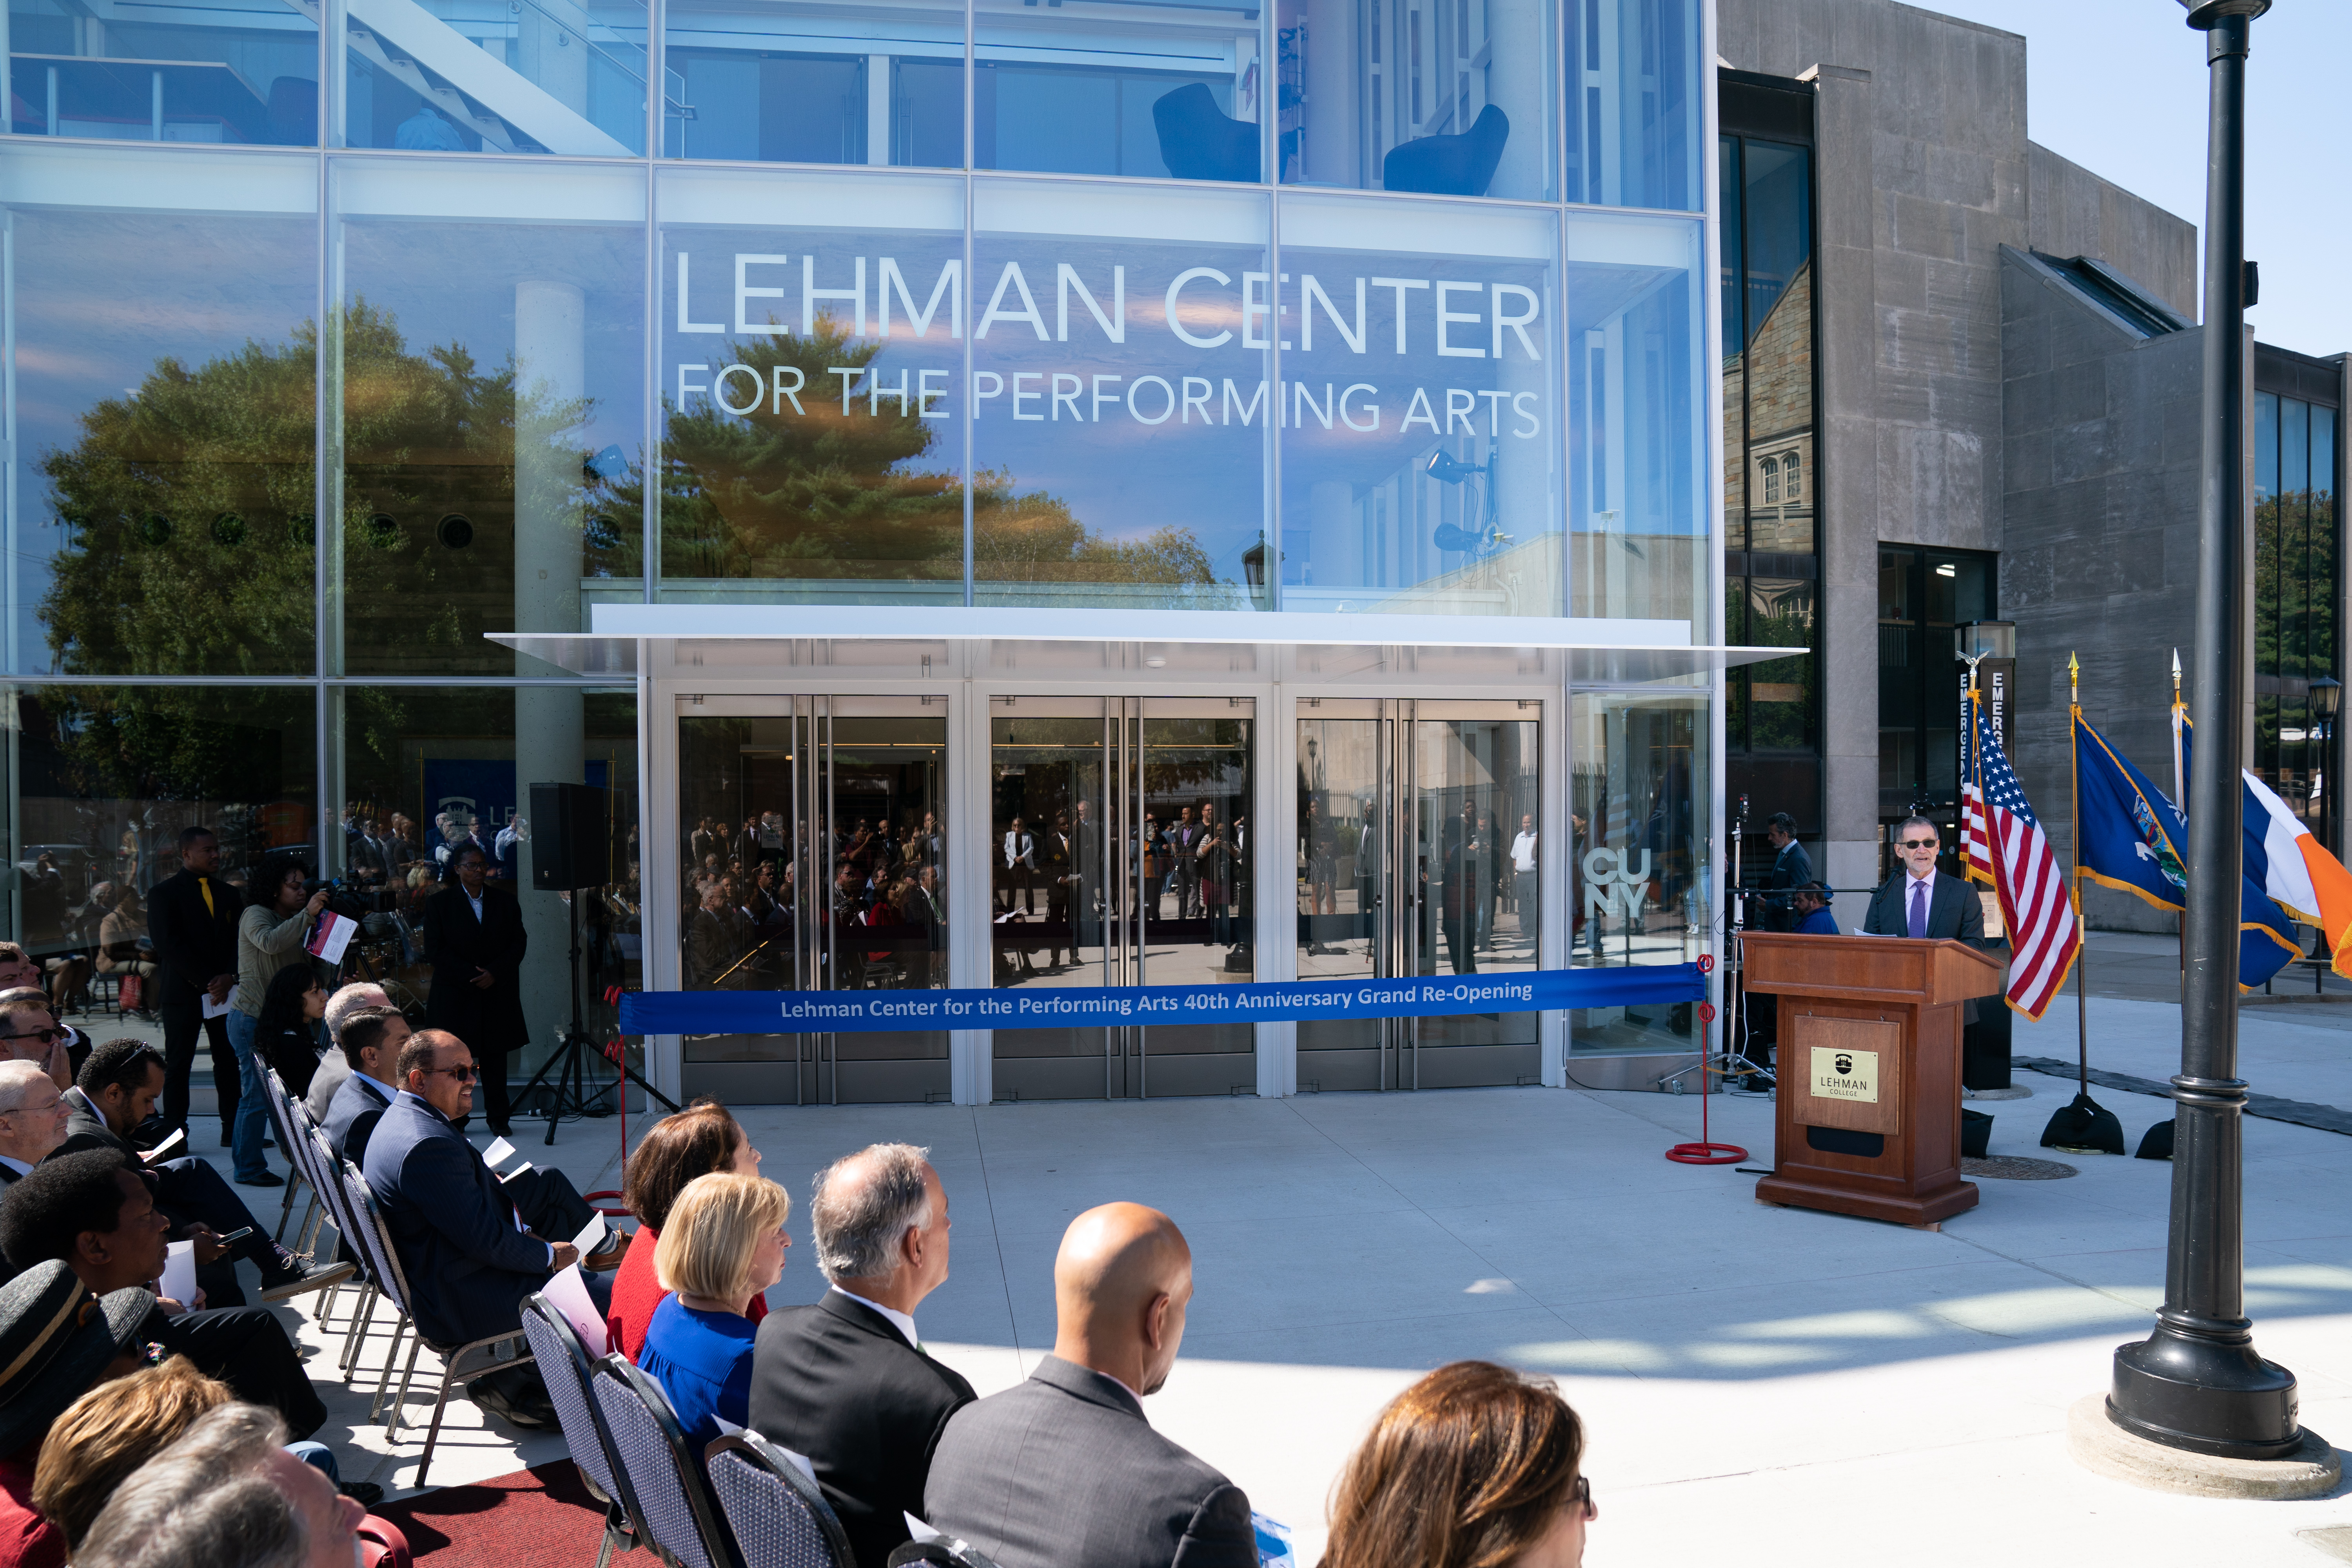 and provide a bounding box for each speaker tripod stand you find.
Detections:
[515,889,678,1146]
